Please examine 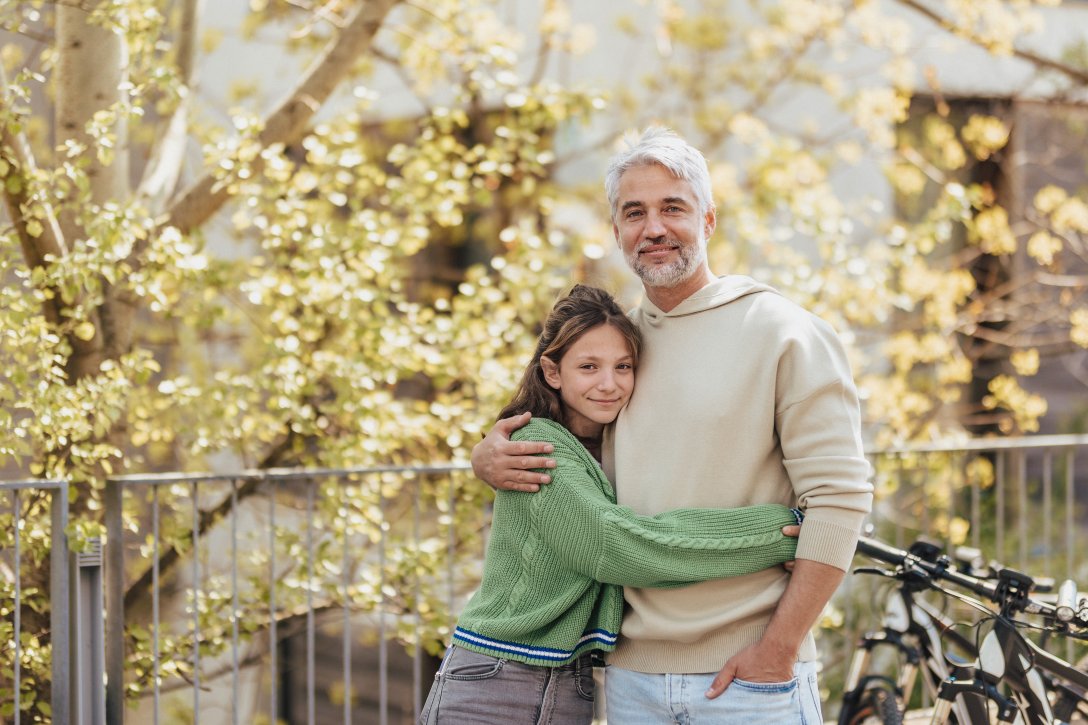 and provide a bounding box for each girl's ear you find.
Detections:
[540,356,561,390]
